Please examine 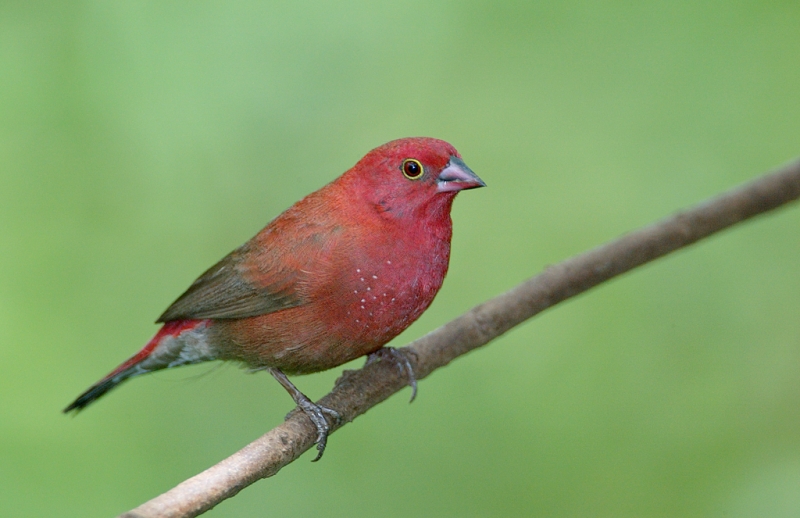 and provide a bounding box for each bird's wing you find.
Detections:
[156,241,303,322]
